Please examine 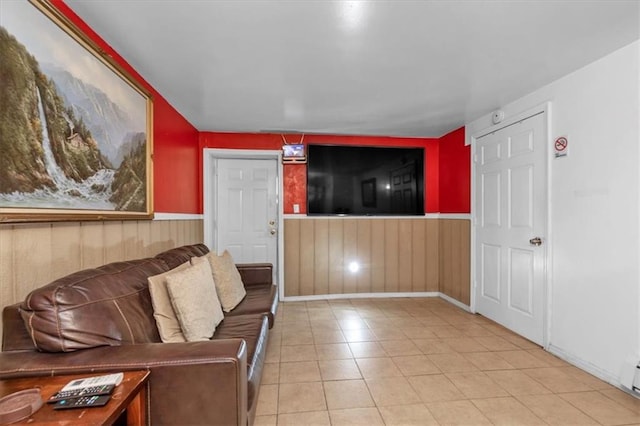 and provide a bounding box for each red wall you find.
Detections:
[54,1,200,214]
[439,127,470,213]
[200,133,444,214]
